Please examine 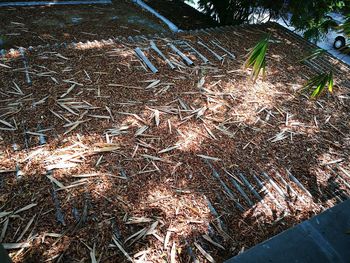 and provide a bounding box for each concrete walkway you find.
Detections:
[226,200,350,263]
